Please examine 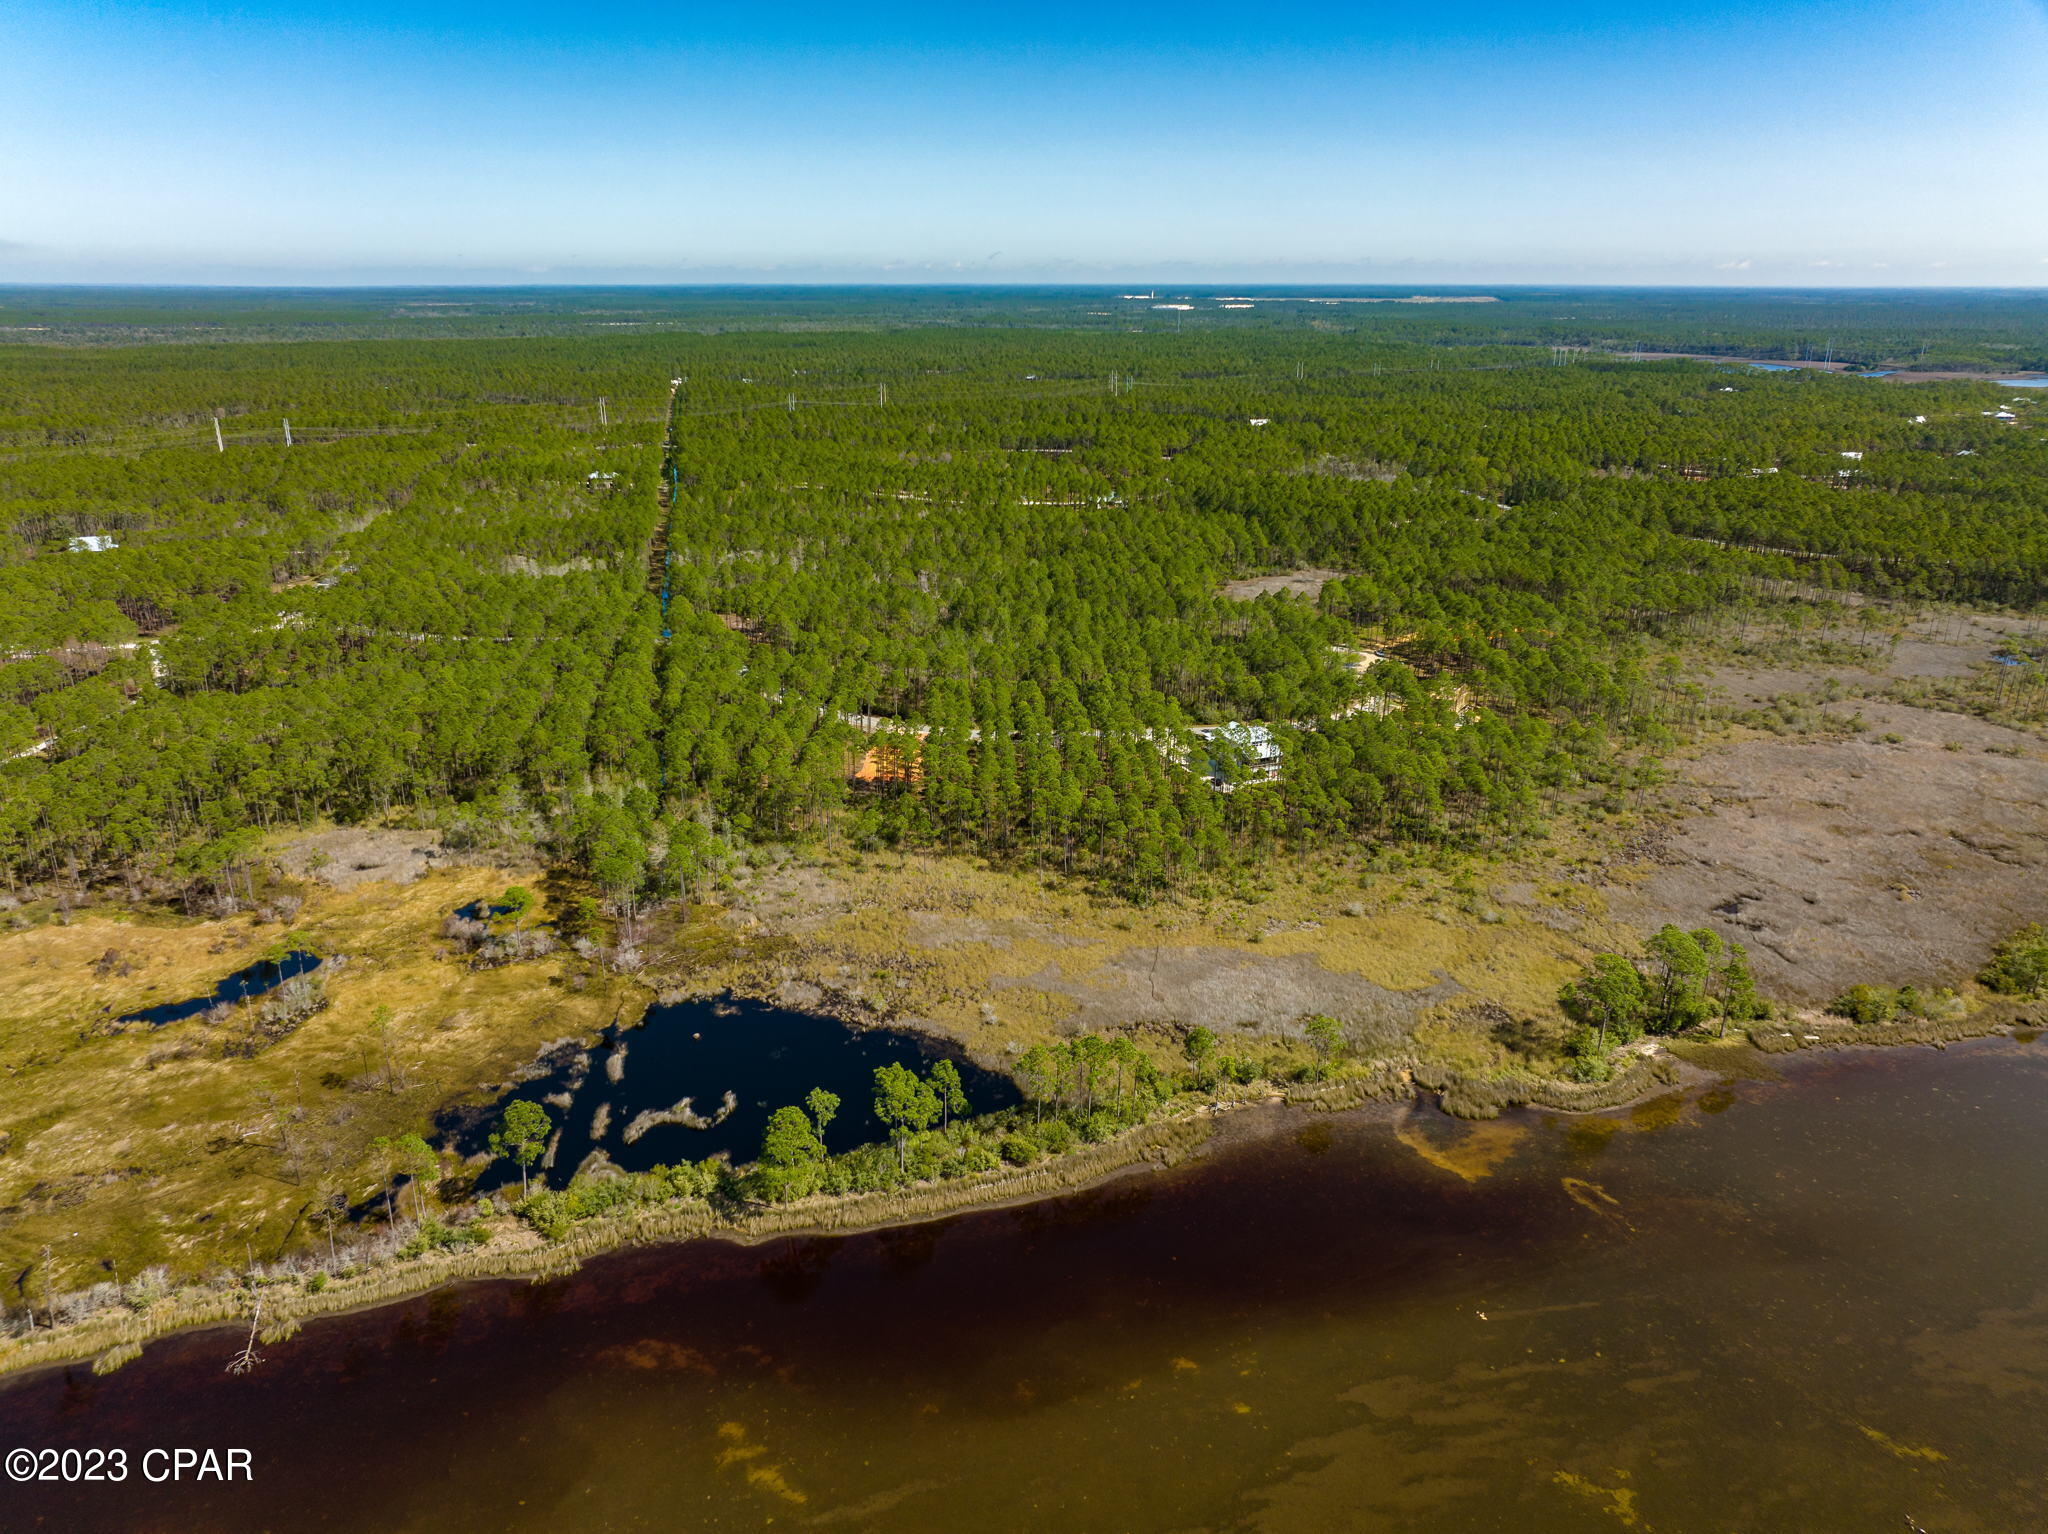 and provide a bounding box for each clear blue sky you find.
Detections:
[3,0,2045,285]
